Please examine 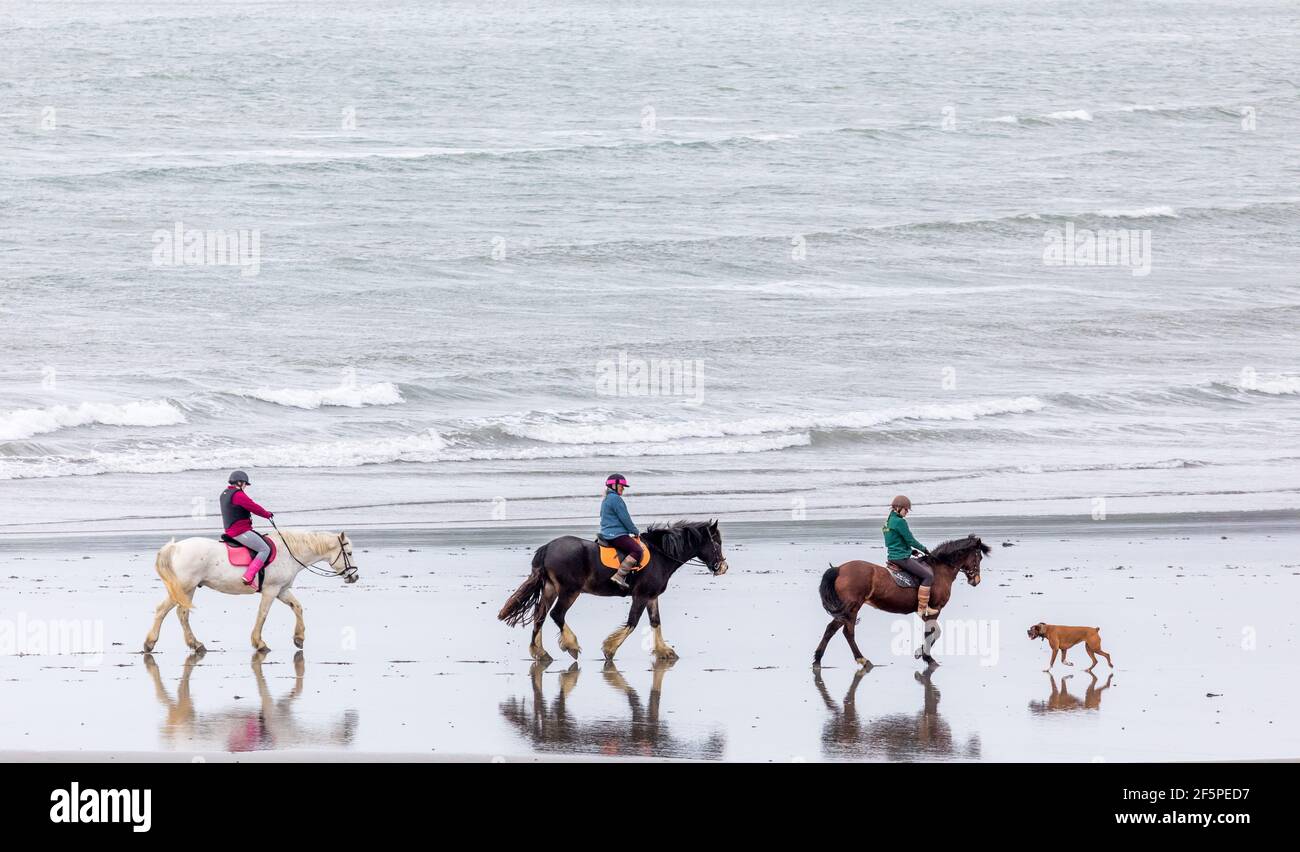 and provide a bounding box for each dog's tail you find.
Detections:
[819,565,848,623]
[154,539,194,611]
